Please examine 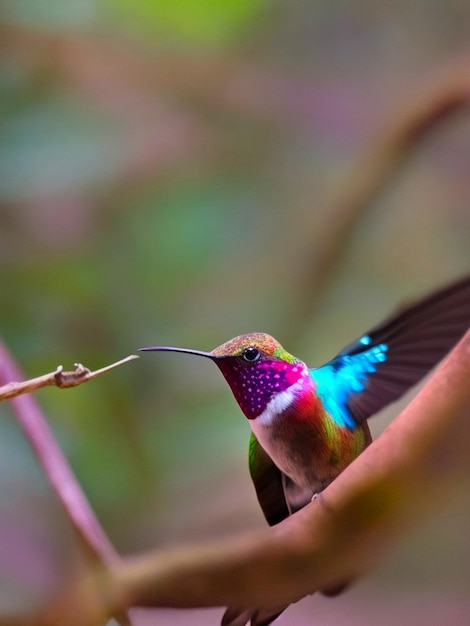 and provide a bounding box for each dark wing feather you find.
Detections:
[221,606,286,626]
[312,275,470,426]
[221,608,253,626]
[247,433,289,526]
[222,437,312,626]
